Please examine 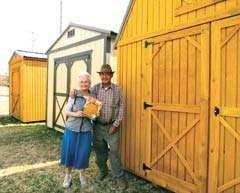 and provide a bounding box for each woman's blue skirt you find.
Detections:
[60,128,92,169]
